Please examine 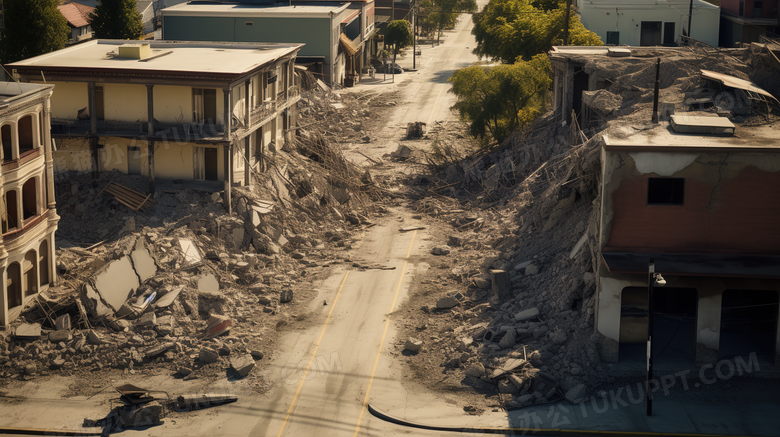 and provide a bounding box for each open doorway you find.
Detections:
[619,286,698,364]
[194,147,219,181]
[23,250,37,297]
[22,178,37,221]
[720,289,778,365]
[572,68,589,125]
